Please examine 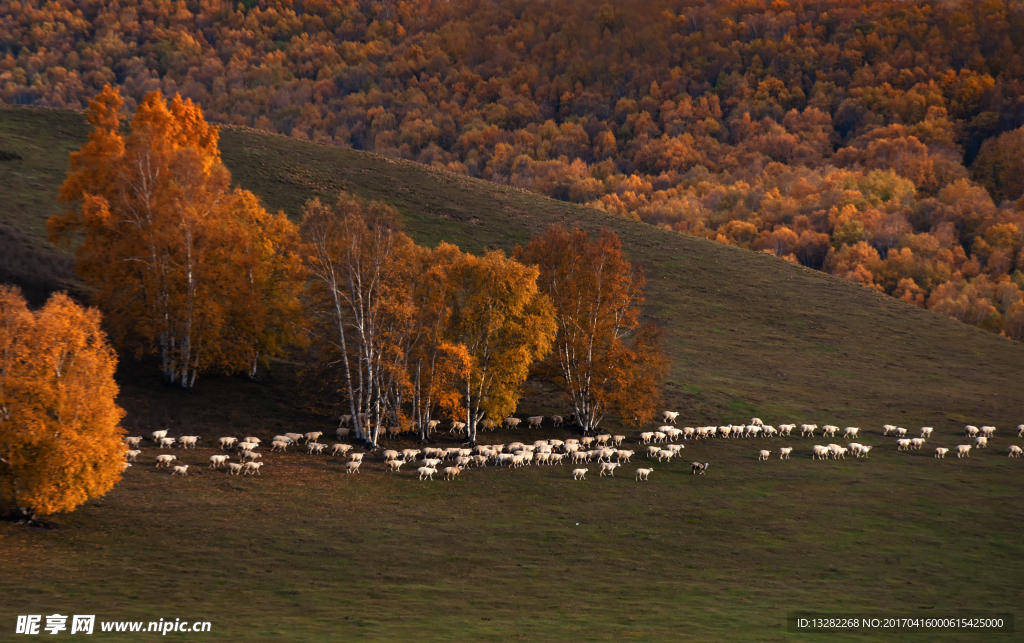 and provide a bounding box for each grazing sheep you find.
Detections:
[801,424,817,437]
[270,440,289,452]
[645,445,661,458]
[691,462,709,475]
[615,450,634,463]
[349,453,365,463]
[219,437,238,450]
[635,468,653,481]
[812,445,830,460]
[126,449,141,462]
[241,451,262,462]
[974,436,988,448]
[980,426,996,438]
[418,466,437,480]
[599,462,620,477]
[934,447,949,459]
[551,415,564,427]
[965,425,980,437]
[345,461,361,474]
[158,437,176,448]
[896,439,912,451]
[209,455,230,468]
[843,427,859,439]
[338,414,352,428]
[758,450,771,461]
[171,465,189,476]
[855,445,873,458]
[656,449,674,463]
[920,427,934,439]
[613,435,626,446]
[330,444,353,456]
[243,437,262,446]
[382,449,400,461]
[910,438,926,450]
[384,459,405,472]
[779,447,793,459]
[639,432,655,444]
[526,416,544,429]
[822,425,838,437]
[237,441,258,452]
[750,417,764,426]
[243,462,263,475]
[285,432,304,443]
[443,466,462,480]
[307,442,326,454]
[572,468,588,480]
[151,430,169,442]
[882,425,898,436]
[179,436,199,449]
[304,431,323,444]
[662,411,680,424]
[652,431,668,443]
[1007,445,1022,458]
[449,421,466,435]
[155,454,177,468]
[955,444,971,458]
[778,424,795,437]
[124,436,143,448]
[401,448,420,461]
[895,427,907,437]
[336,427,351,440]
[1018,425,1024,437]
[228,462,244,475]
[503,417,521,429]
